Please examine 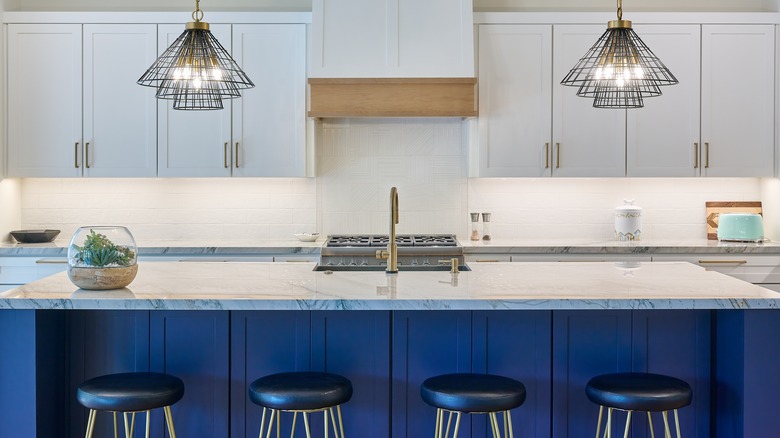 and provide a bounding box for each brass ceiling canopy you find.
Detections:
[137,0,254,110]
[560,0,677,109]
